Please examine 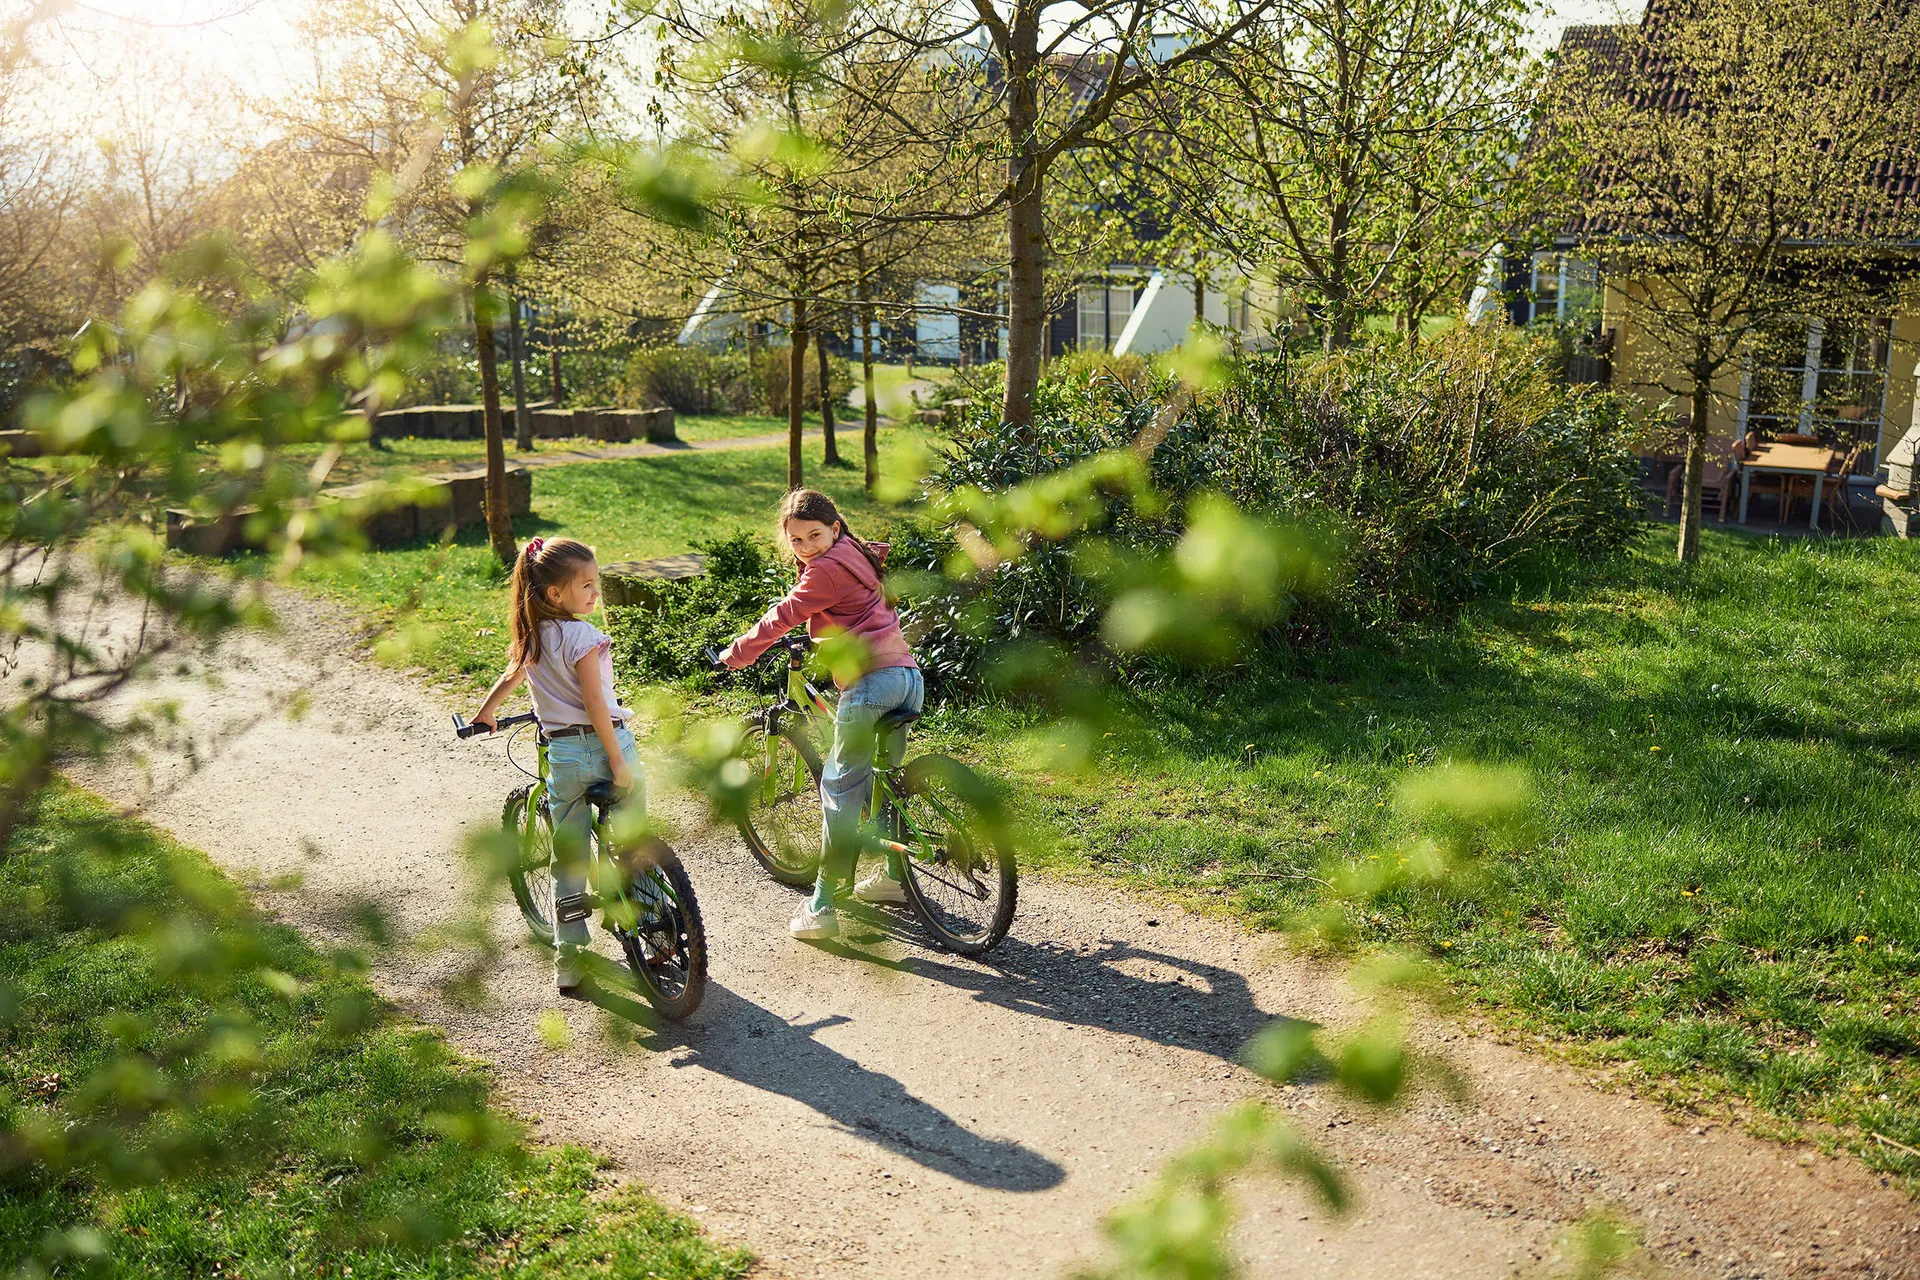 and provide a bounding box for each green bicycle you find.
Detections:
[715,636,1017,955]
[454,711,708,1020]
